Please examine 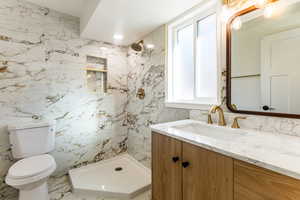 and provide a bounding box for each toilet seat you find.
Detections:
[6,154,56,186]
[8,154,55,179]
